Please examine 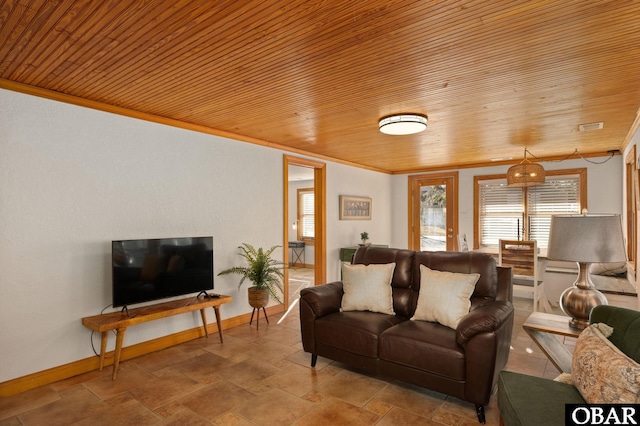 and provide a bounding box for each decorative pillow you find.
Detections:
[572,323,640,403]
[341,263,396,315]
[554,373,573,385]
[590,262,627,276]
[411,265,479,329]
